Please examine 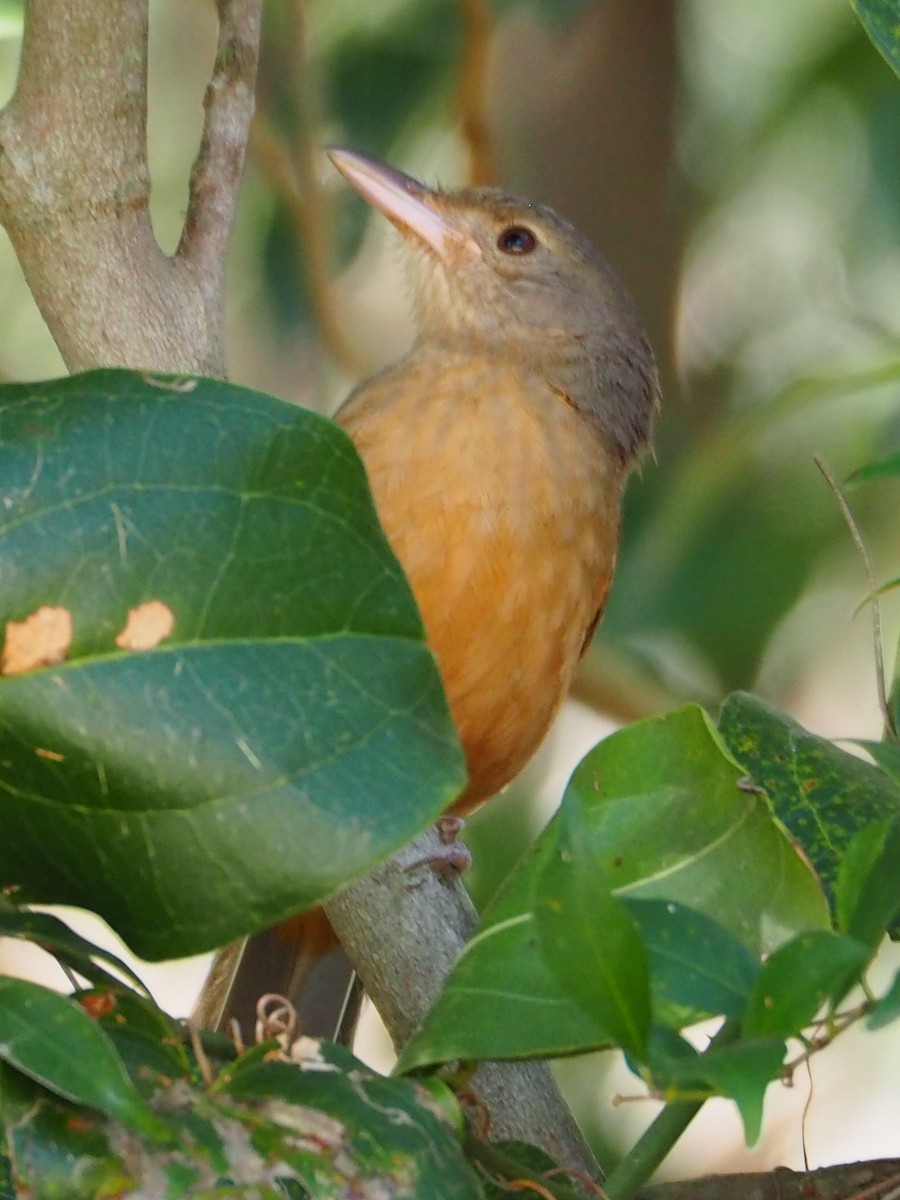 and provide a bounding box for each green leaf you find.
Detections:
[1,1038,482,1199]
[0,978,167,1138]
[88,989,194,1090]
[848,452,900,483]
[400,706,827,1070]
[742,931,871,1039]
[0,370,465,959]
[0,1063,132,1200]
[836,817,900,946]
[650,1037,786,1146]
[534,795,651,1060]
[221,1040,482,1198]
[868,967,900,1029]
[852,739,900,785]
[325,0,460,161]
[567,707,829,955]
[719,693,900,931]
[0,903,148,994]
[623,898,759,1021]
[852,0,900,79]
[0,1149,12,1200]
